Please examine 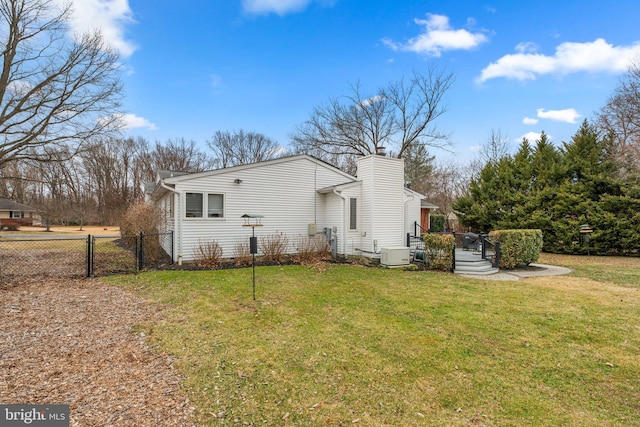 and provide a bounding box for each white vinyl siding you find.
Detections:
[356,156,405,251]
[404,191,423,236]
[170,157,355,261]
